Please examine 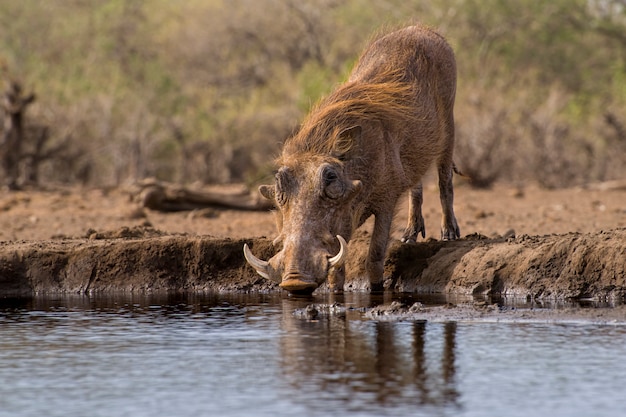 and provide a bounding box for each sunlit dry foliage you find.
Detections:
[0,0,624,188]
